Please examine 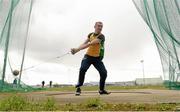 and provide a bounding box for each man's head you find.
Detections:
[94,21,103,34]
